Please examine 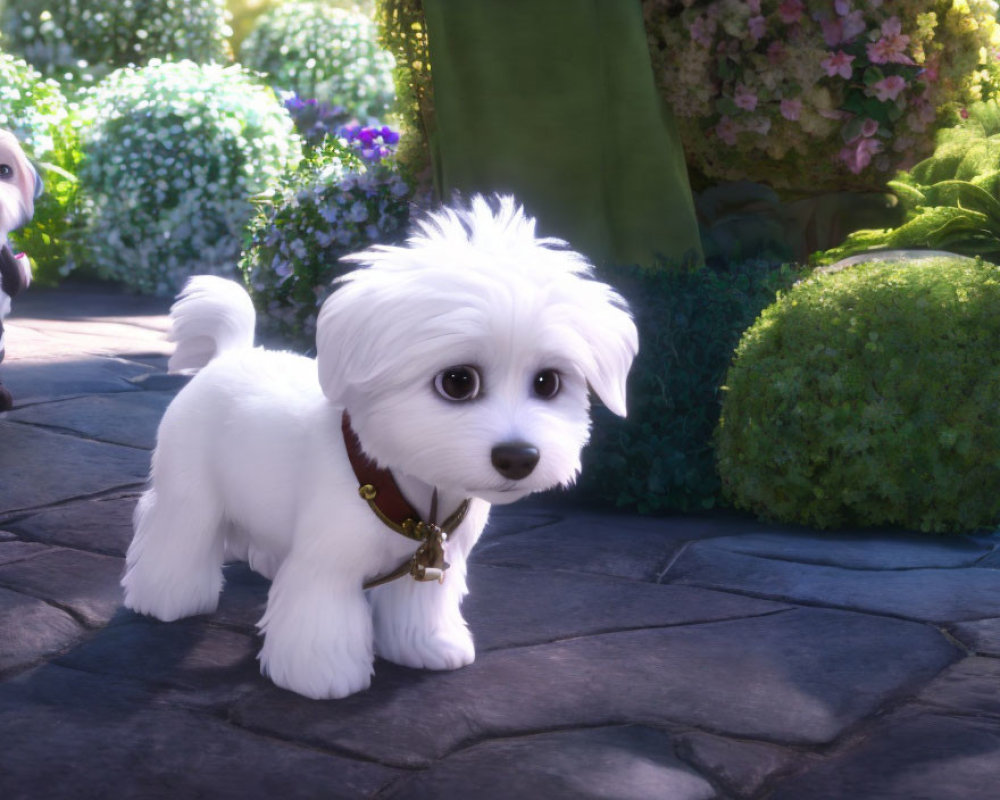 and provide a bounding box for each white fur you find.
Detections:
[122,196,638,699]
[0,129,39,362]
